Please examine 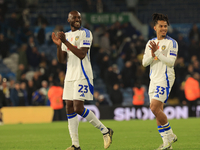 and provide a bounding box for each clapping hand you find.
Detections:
[57,31,67,43]
[52,32,61,46]
[149,41,159,57]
